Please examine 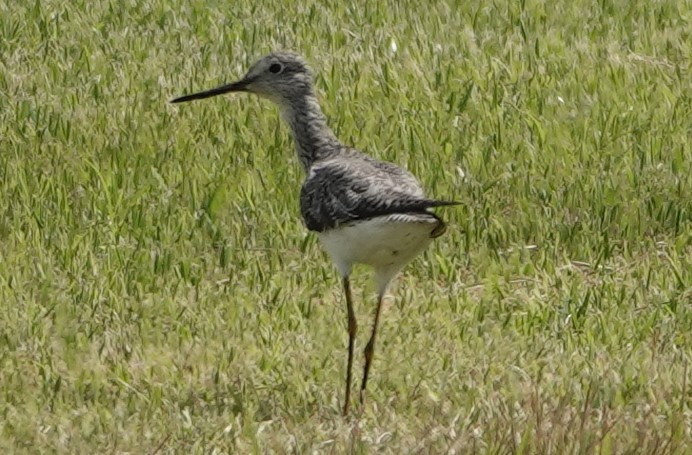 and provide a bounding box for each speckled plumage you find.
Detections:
[171,51,459,416]
[243,52,458,234]
[300,151,458,232]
